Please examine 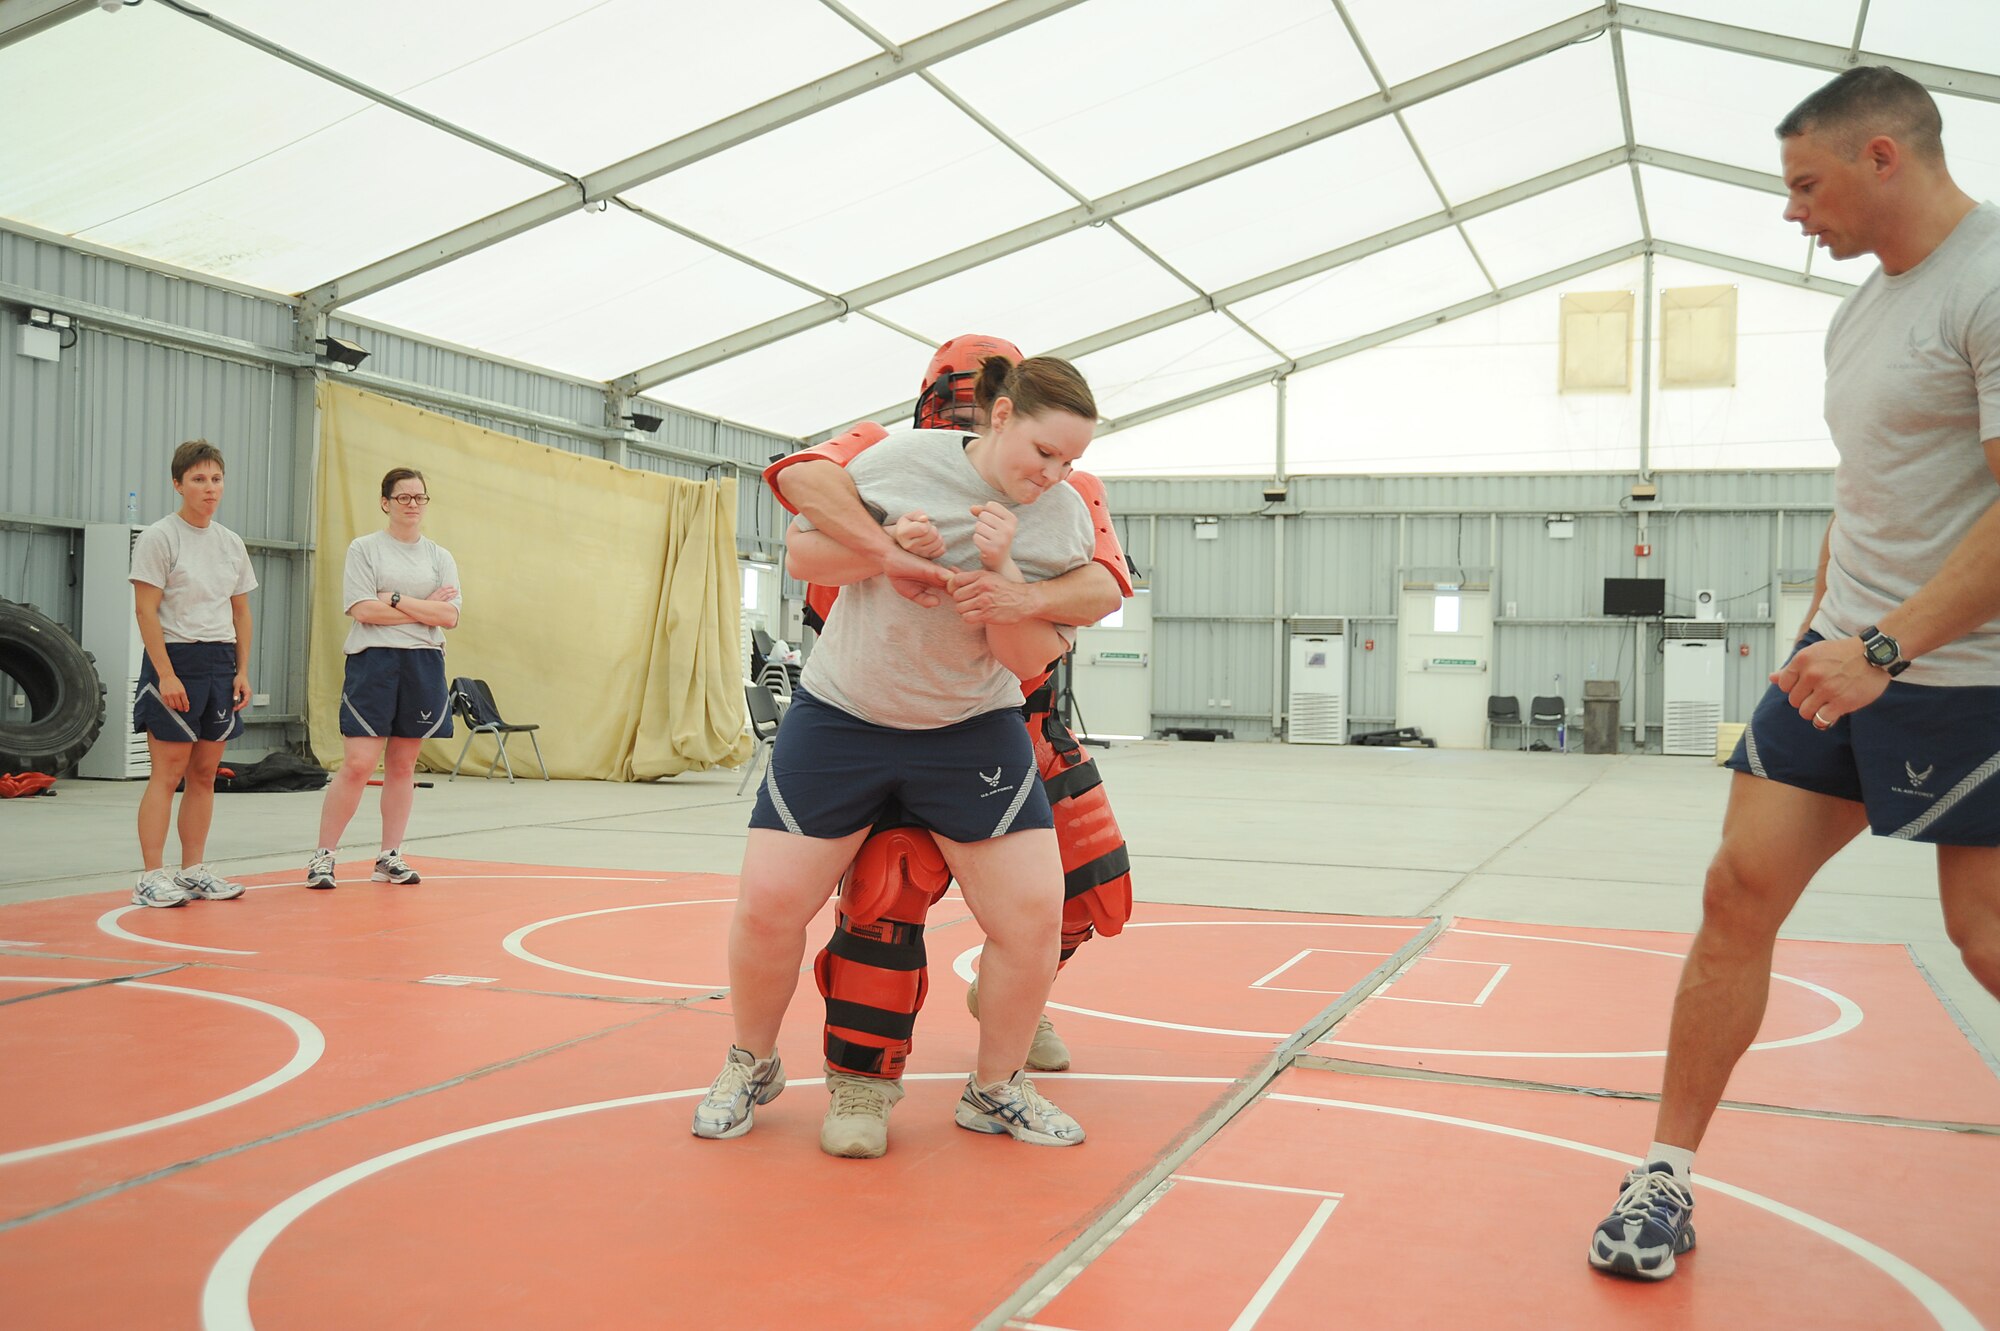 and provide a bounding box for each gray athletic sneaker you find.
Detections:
[133,868,191,909]
[691,1046,785,1140]
[174,863,245,901]
[955,1070,1084,1146]
[305,849,337,890]
[820,1071,904,1159]
[965,975,1072,1071]
[372,850,420,884]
